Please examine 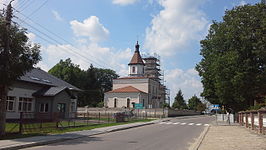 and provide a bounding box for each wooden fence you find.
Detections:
[238,108,266,134]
